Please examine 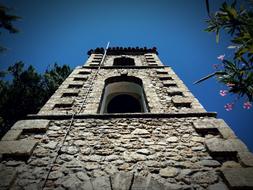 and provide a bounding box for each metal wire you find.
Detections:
[41,42,110,189]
